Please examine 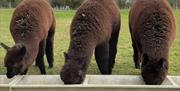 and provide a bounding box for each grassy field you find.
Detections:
[0,9,180,75]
